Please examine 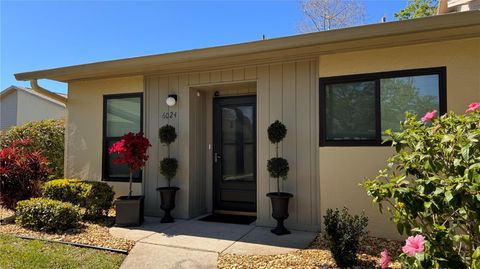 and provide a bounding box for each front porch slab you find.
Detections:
[140,220,255,252]
[110,219,319,269]
[222,226,317,255]
[109,217,182,242]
